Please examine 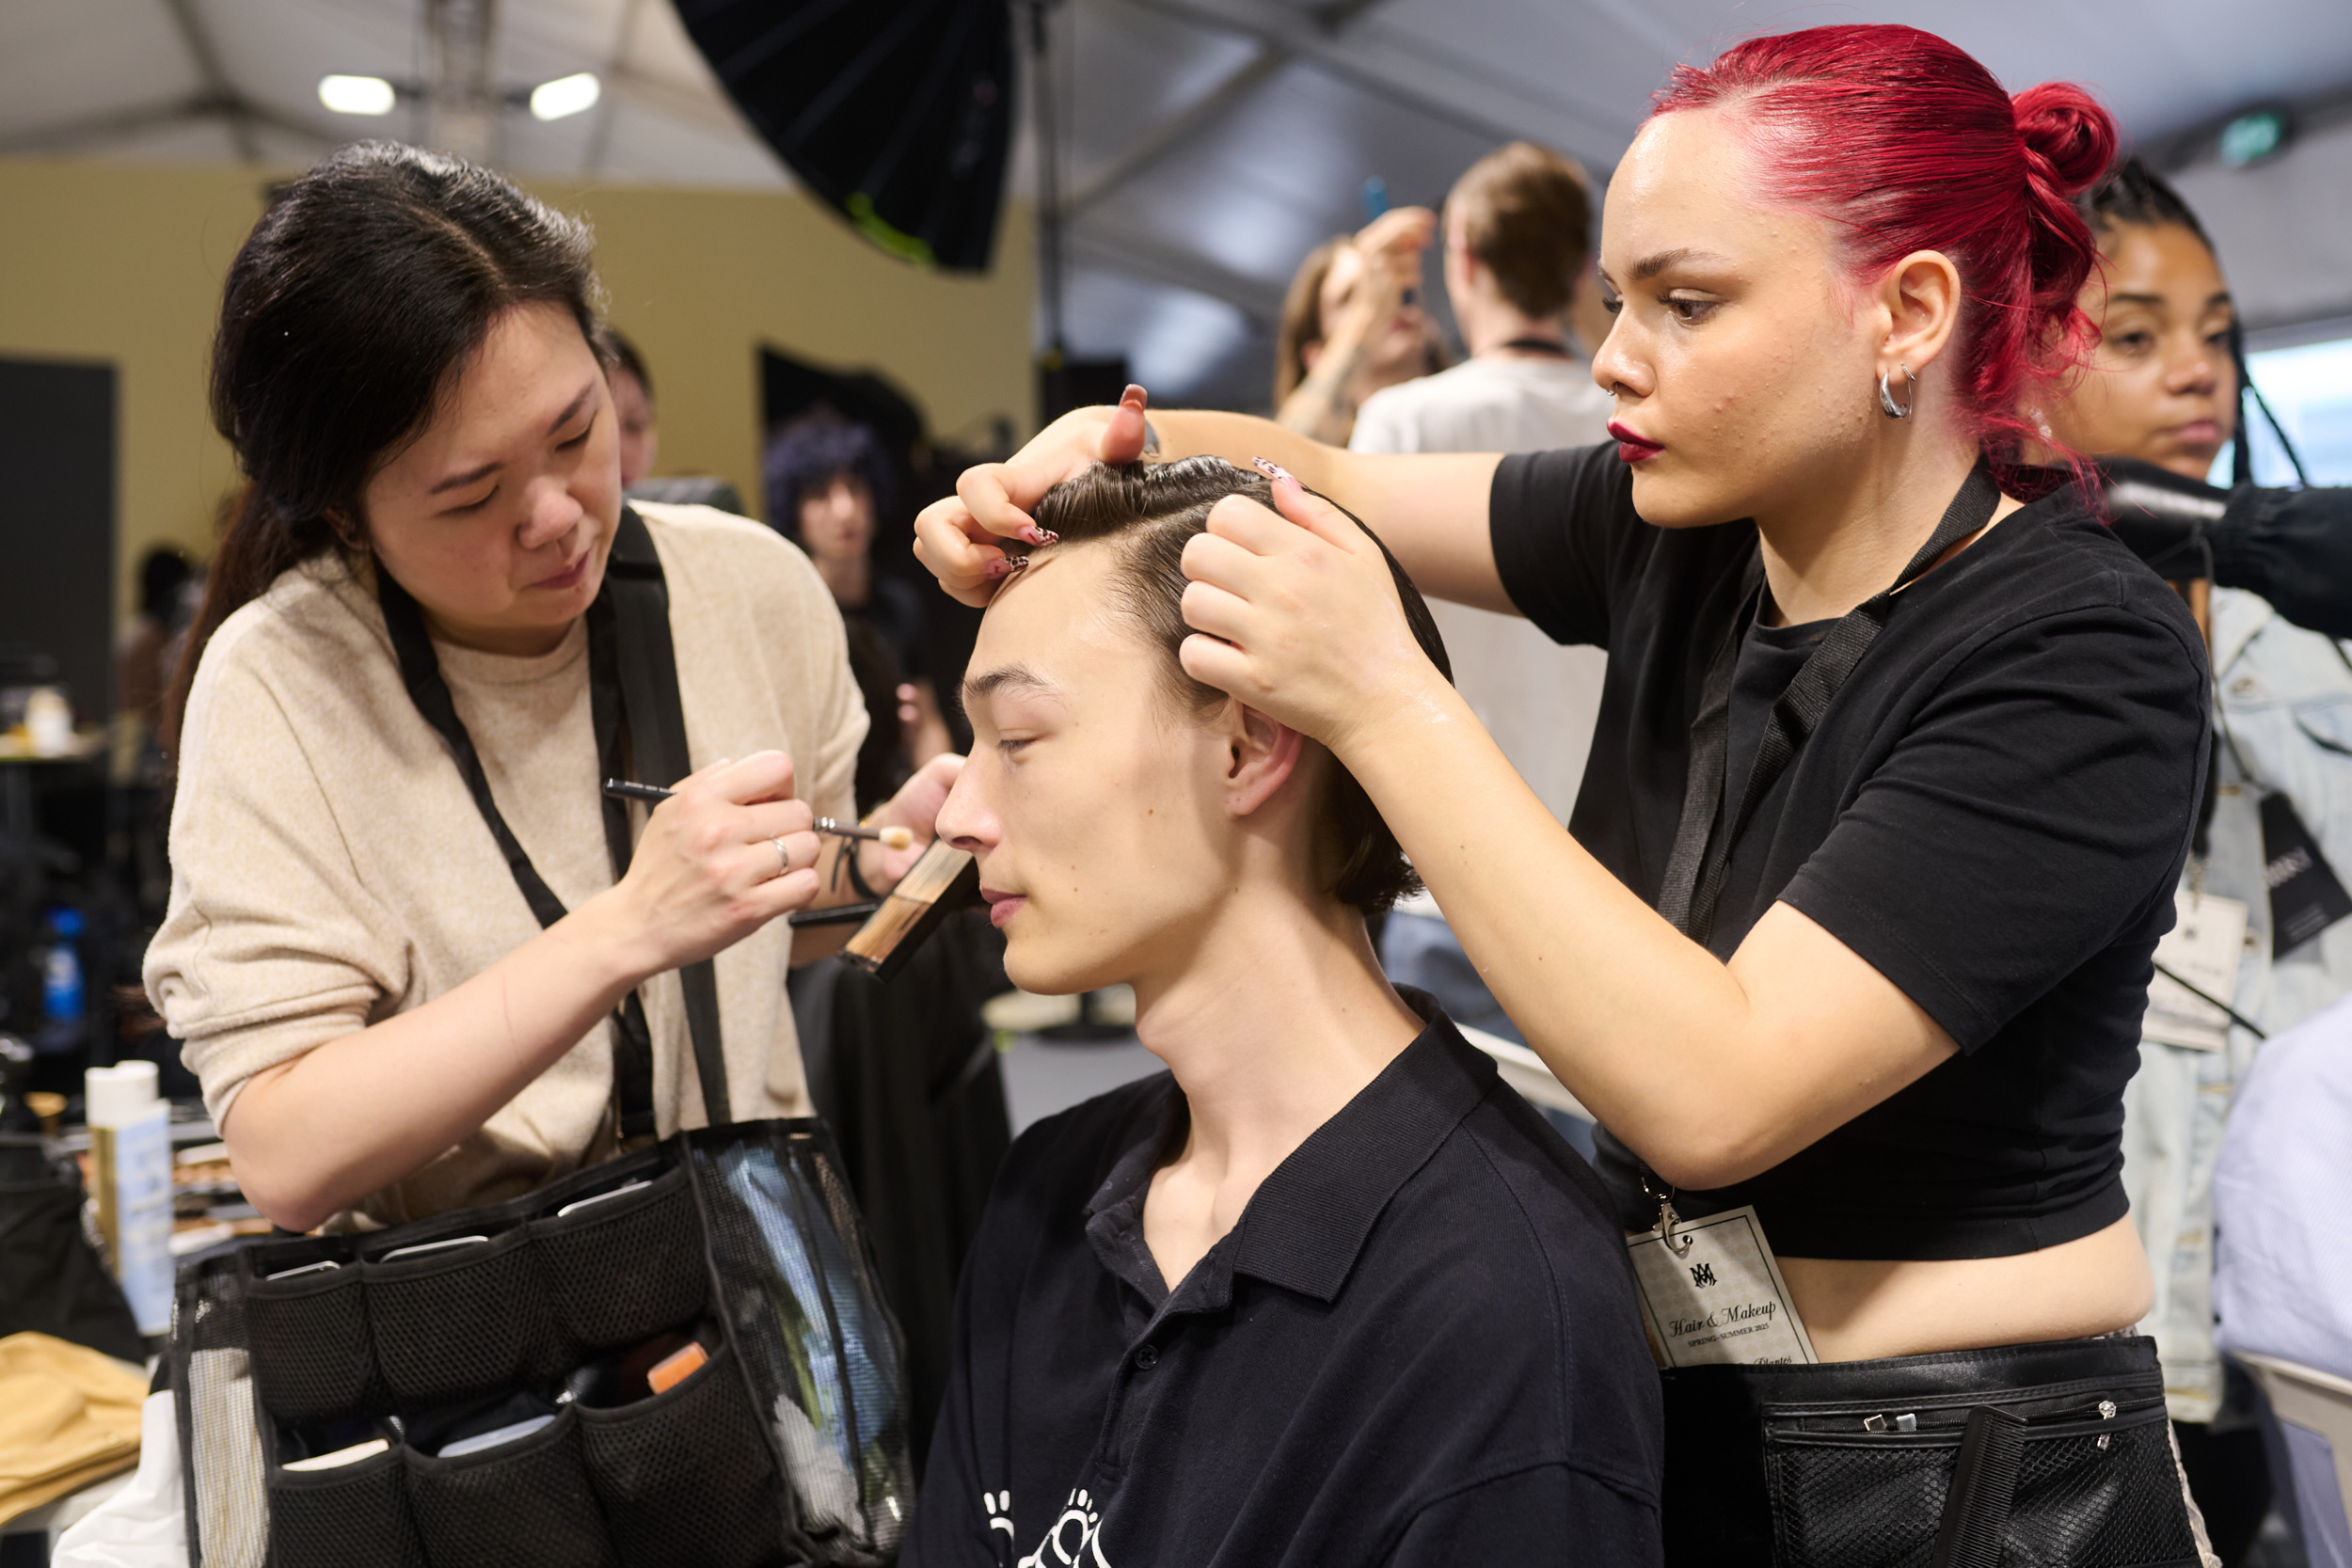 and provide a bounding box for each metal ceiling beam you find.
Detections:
[1109,0,1623,161]
[582,0,646,178]
[1058,0,1385,223]
[1066,223,1285,326]
[425,0,501,164]
[1059,43,1285,217]
[158,0,259,163]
